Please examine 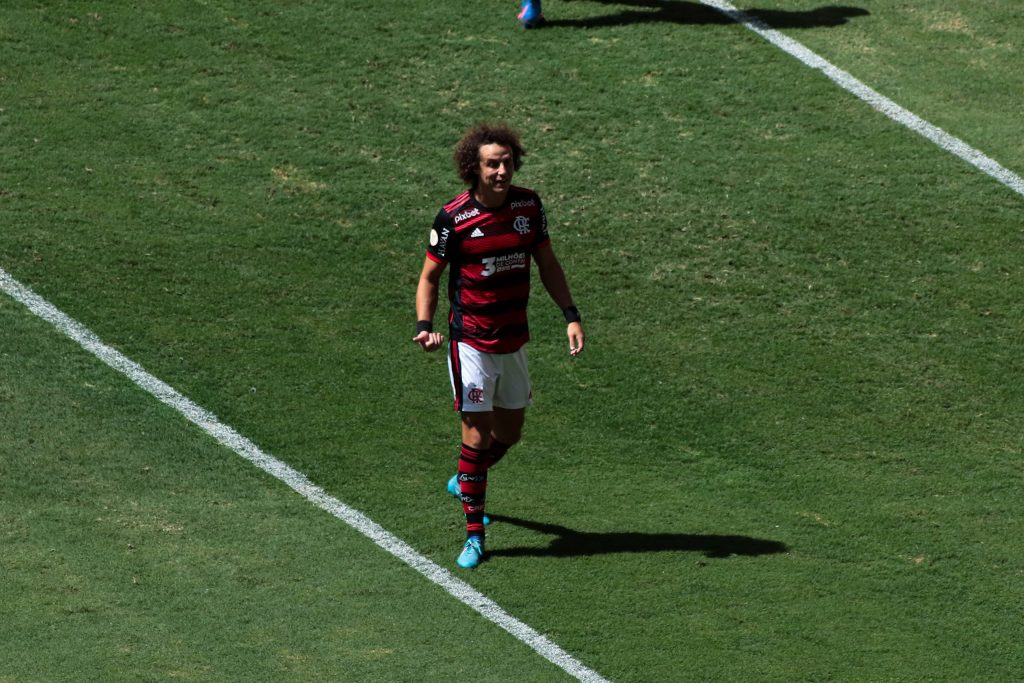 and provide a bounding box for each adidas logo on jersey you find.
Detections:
[470,227,485,238]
